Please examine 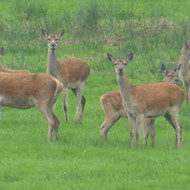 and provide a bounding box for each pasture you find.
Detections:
[0,0,190,189]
